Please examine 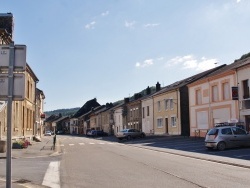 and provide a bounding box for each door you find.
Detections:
[165,118,168,134]
[245,115,250,132]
